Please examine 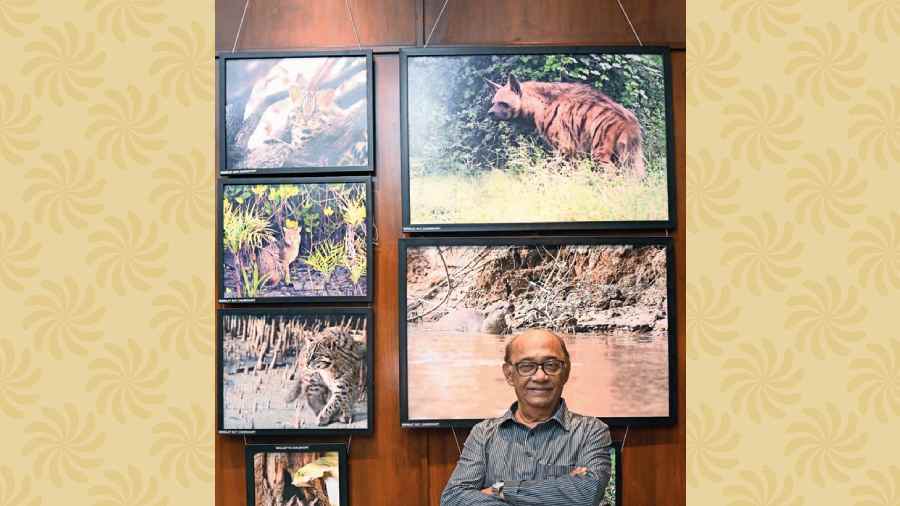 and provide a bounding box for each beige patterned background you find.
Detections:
[2,0,897,504]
